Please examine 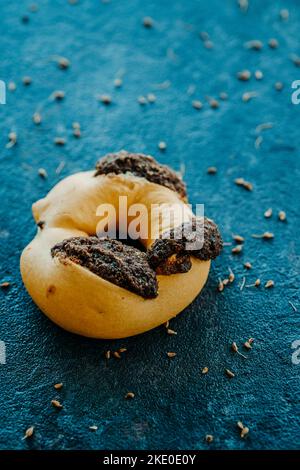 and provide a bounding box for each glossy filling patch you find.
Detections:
[51,237,158,299]
[95,150,187,198]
